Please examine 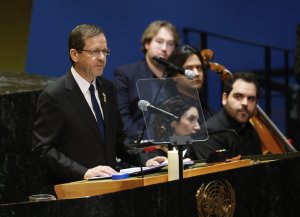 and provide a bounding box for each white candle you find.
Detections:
[168,148,179,181]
